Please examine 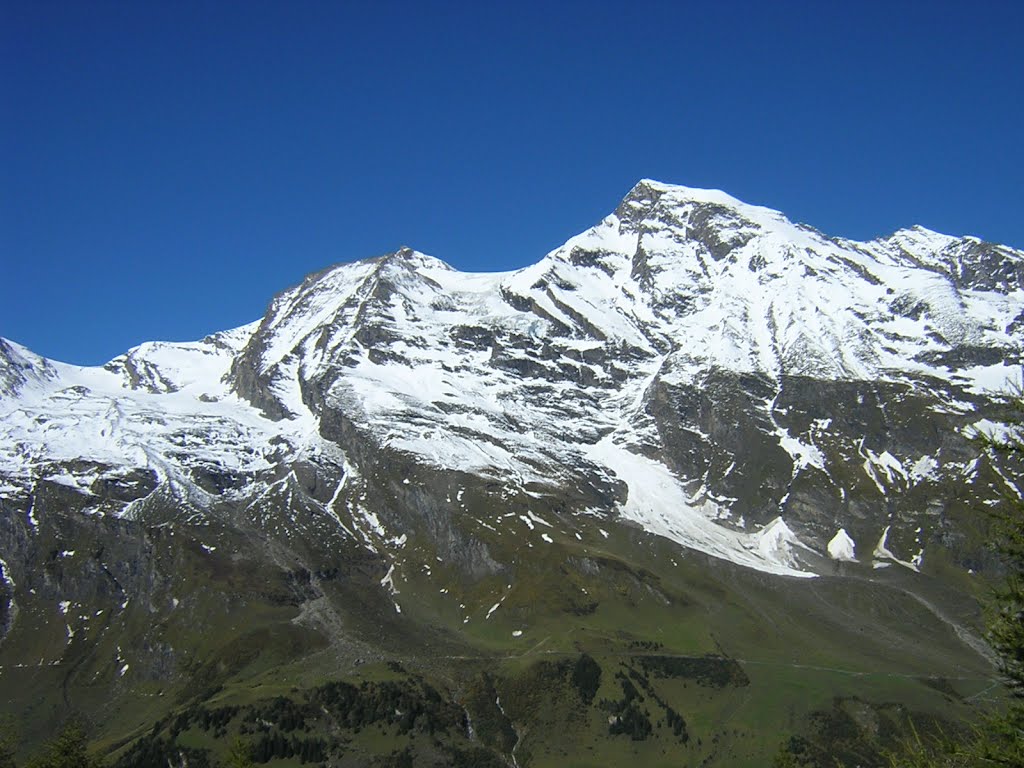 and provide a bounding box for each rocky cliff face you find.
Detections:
[1,180,1021,760]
